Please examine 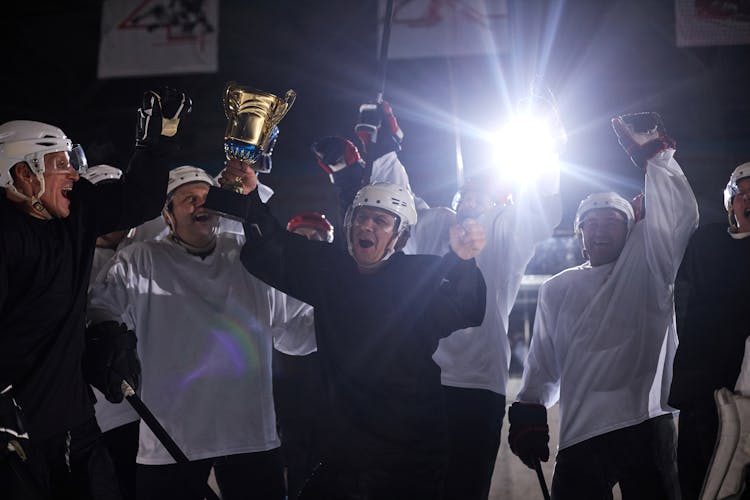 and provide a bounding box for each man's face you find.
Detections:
[96,230,128,250]
[579,208,629,267]
[731,178,750,232]
[456,189,494,220]
[350,206,398,267]
[40,151,79,218]
[292,226,328,242]
[166,182,218,247]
